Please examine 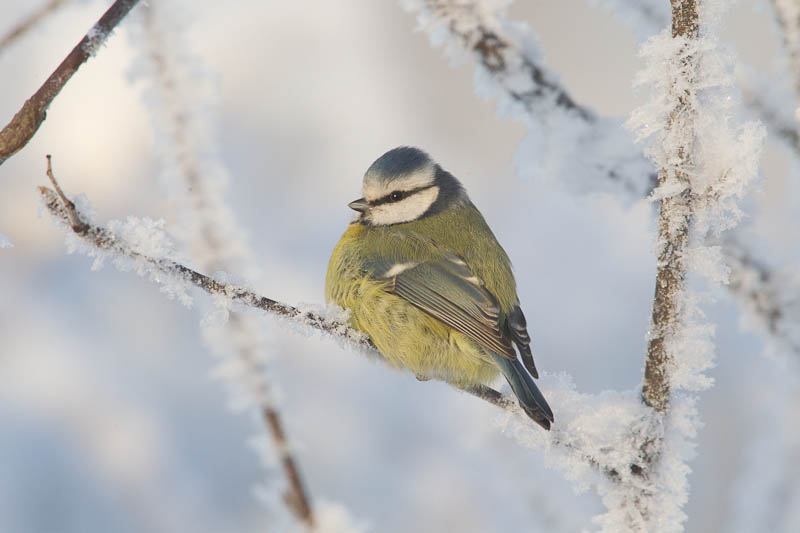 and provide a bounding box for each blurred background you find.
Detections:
[0,0,797,531]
